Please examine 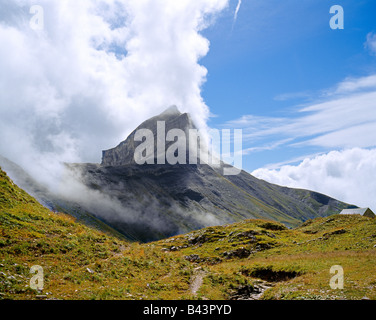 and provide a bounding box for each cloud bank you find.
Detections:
[0,0,228,189]
[253,148,376,212]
